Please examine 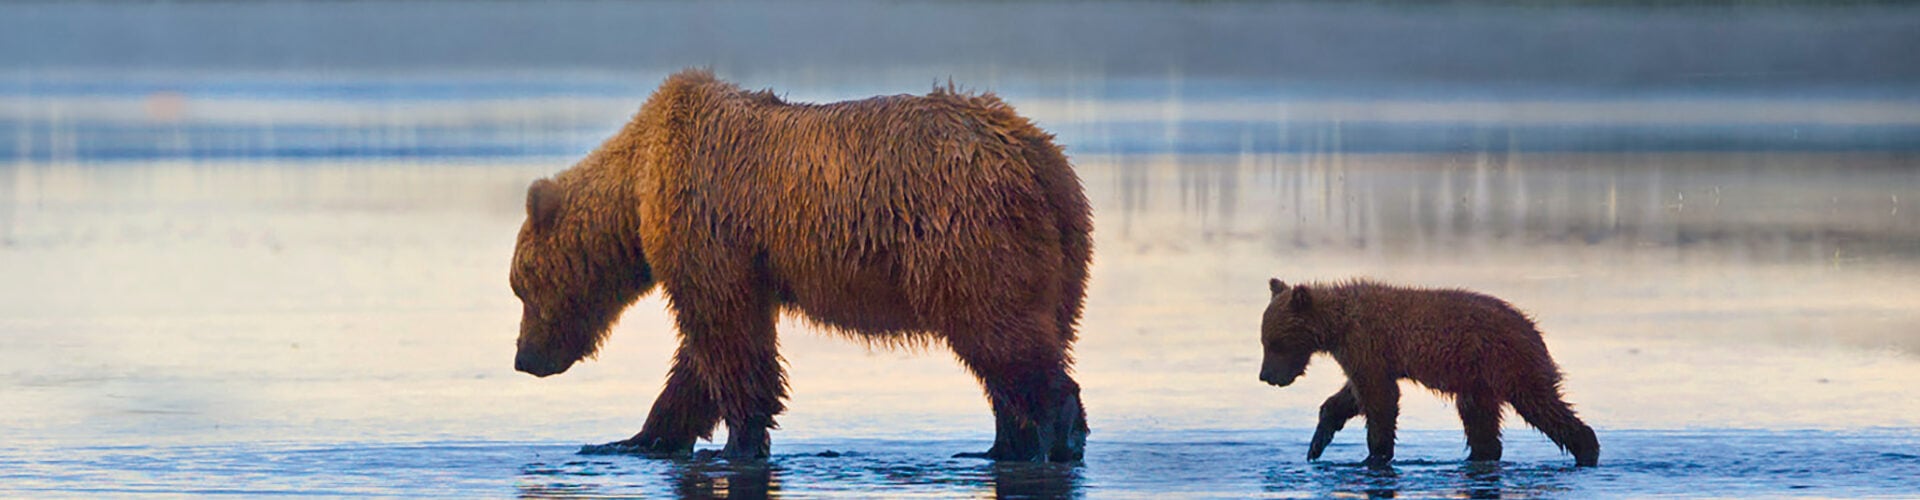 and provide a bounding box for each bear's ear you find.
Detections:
[526,178,564,230]
[1288,285,1313,312]
[1269,278,1287,297]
